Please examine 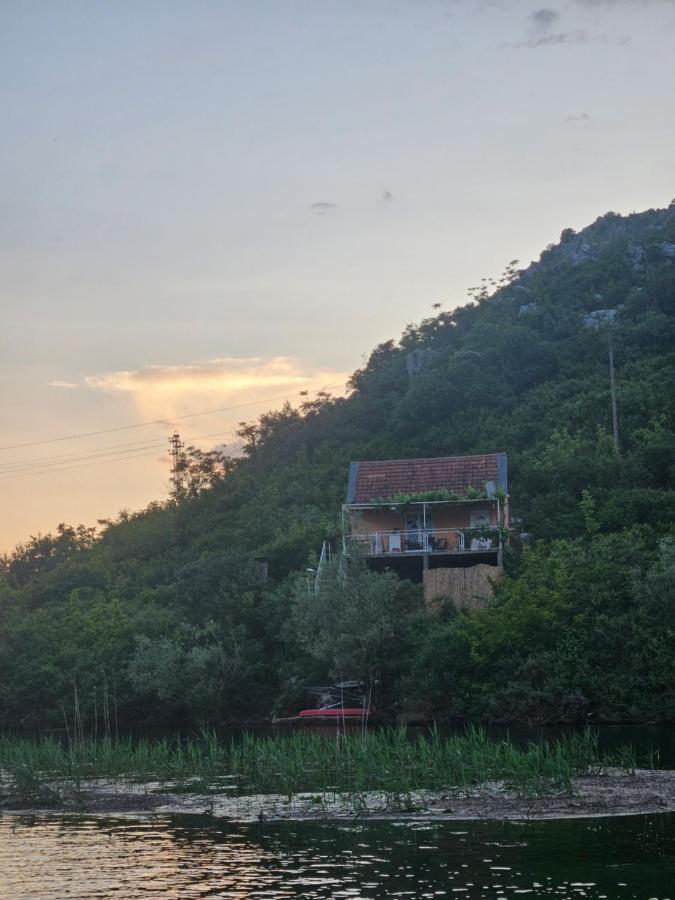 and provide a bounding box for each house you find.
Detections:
[342,453,508,603]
